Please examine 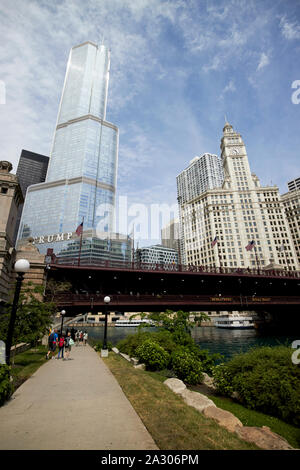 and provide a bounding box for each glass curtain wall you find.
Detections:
[17,42,119,257]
